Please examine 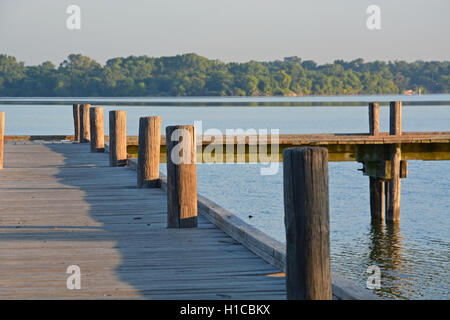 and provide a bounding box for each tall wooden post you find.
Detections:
[368,102,380,136]
[109,110,127,167]
[368,102,384,220]
[386,101,403,222]
[166,125,197,228]
[386,145,401,222]
[80,104,91,143]
[137,116,161,188]
[0,112,4,170]
[73,104,80,142]
[89,107,105,153]
[283,147,332,300]
[389,101,402,136]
